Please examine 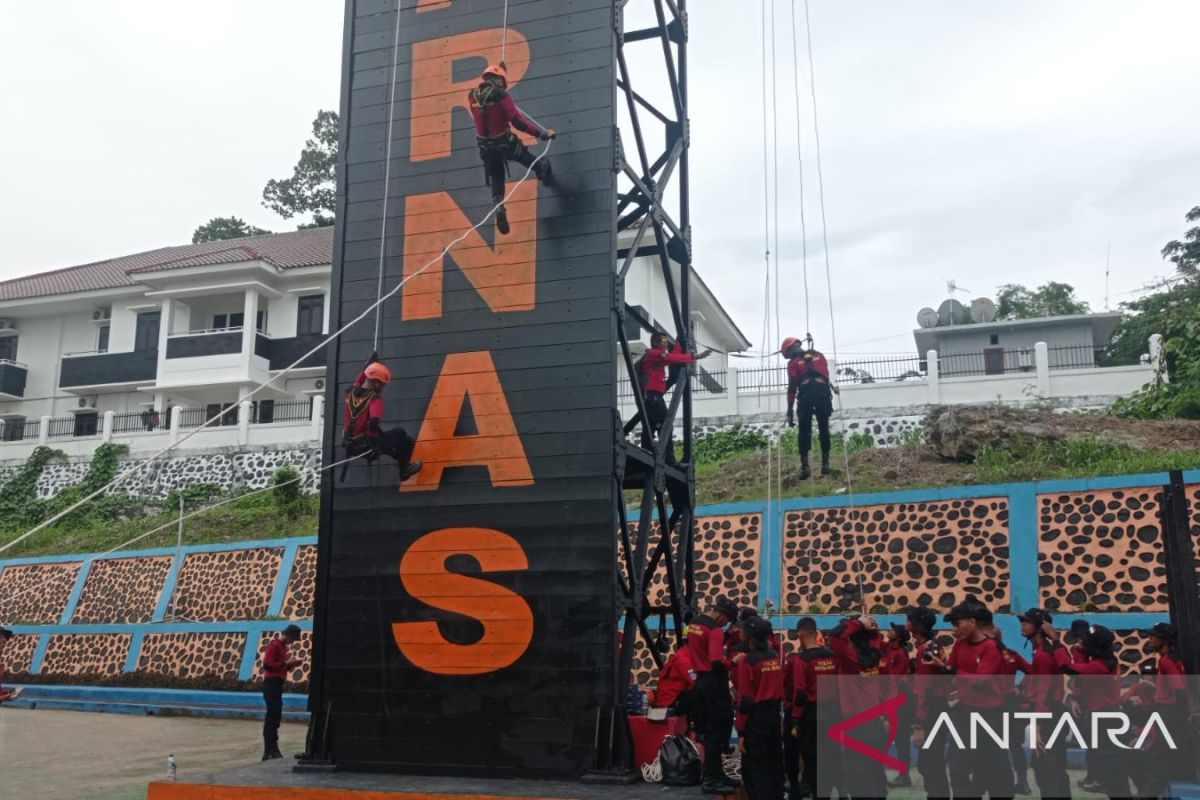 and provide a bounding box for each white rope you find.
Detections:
[500,0,510,65]
[0,452,368,609]
[789,0,811,336]
[372,0,405,351]
[0,139,553,558]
